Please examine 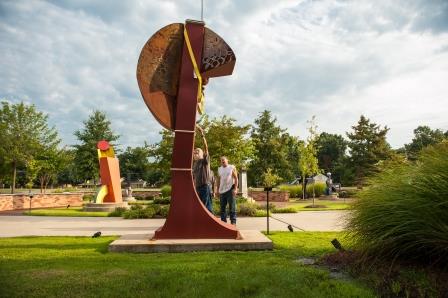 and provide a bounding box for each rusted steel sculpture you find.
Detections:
[137,20,238,239]
[95,140,123,204]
